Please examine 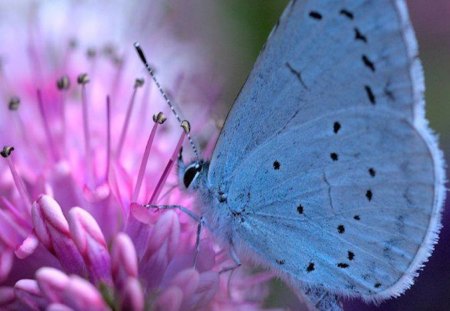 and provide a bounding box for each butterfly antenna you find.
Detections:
[134,42,200,160]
